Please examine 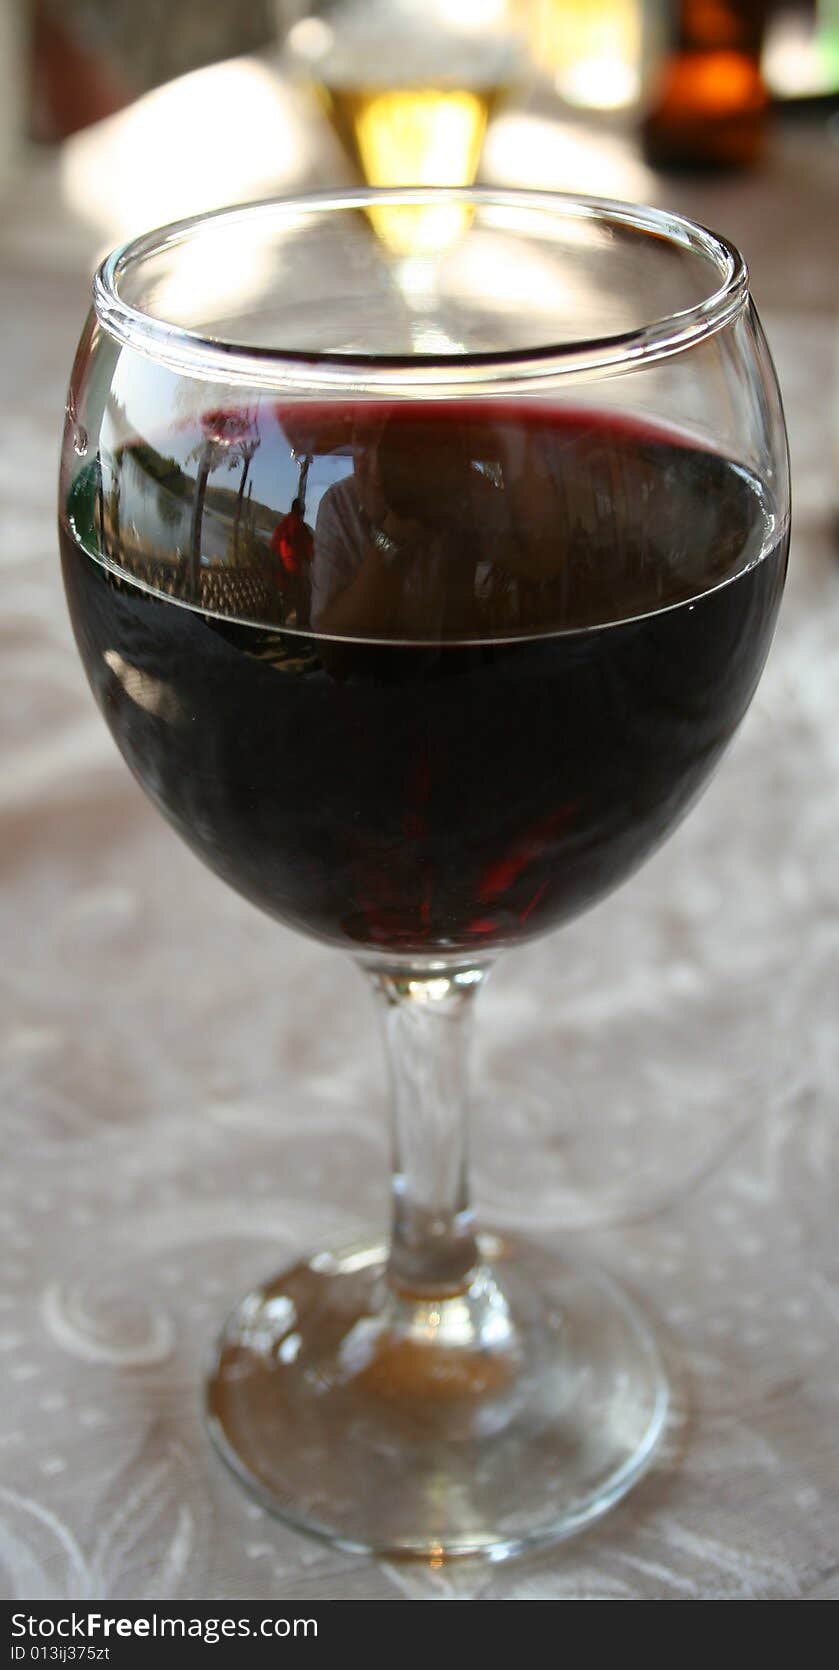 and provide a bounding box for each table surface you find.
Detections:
[1,62,838,1602]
